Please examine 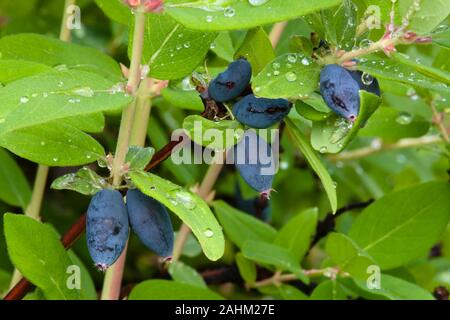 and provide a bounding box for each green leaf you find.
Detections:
[286,118,337,213]
[311,91,382,154]
[0,60,52,84]
[211,32,235,62]
[129,280,224,300]
[392,52,450,86]
[168,261,207,288]
[236,252,257,284]
[289,35,314,57]
[3,214,80,300]
[0,122,105,166]
[62,113,105,134]
[177,231,203,258]
[213,200,277,249]
[183,115,244,150]
[353,274,435,300]
[274,207,318,263]
[325,233,377,280]
[67,251,97,300]
[349,182,450,269]
[359,107,430,141]
[321,0,357,50]
[51,167,107,196]
[0,33,122,80]
[0,70,132,136]
[258,284,309,300]
[242,240,309,284]
[310,280,353,300]
[399,0,450,34]
[165,0,342,31]
[432,25,450,48]
[161,86,204,111]
[125,146,155,171]
[94,0,131,25]
[134,13,216,80]
[0,149,31,210]
[295,92,332,121]
[234,27,275,76]
[130,171,225,261]
[357,56,450,94]
[252,53,320,99]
